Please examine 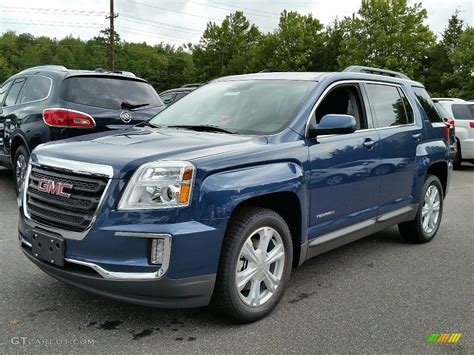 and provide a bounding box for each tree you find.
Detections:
[446,28,474,99]
[192,11,261,81]
[338,0,435,78]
